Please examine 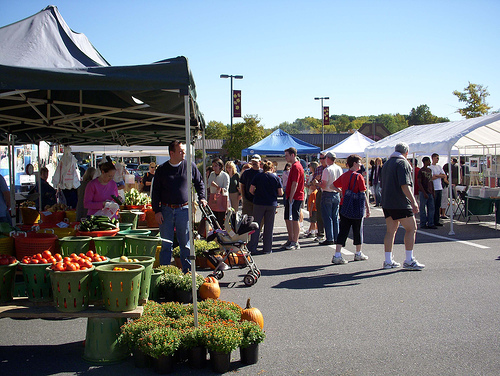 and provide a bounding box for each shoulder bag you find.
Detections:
[340,172,365,219]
